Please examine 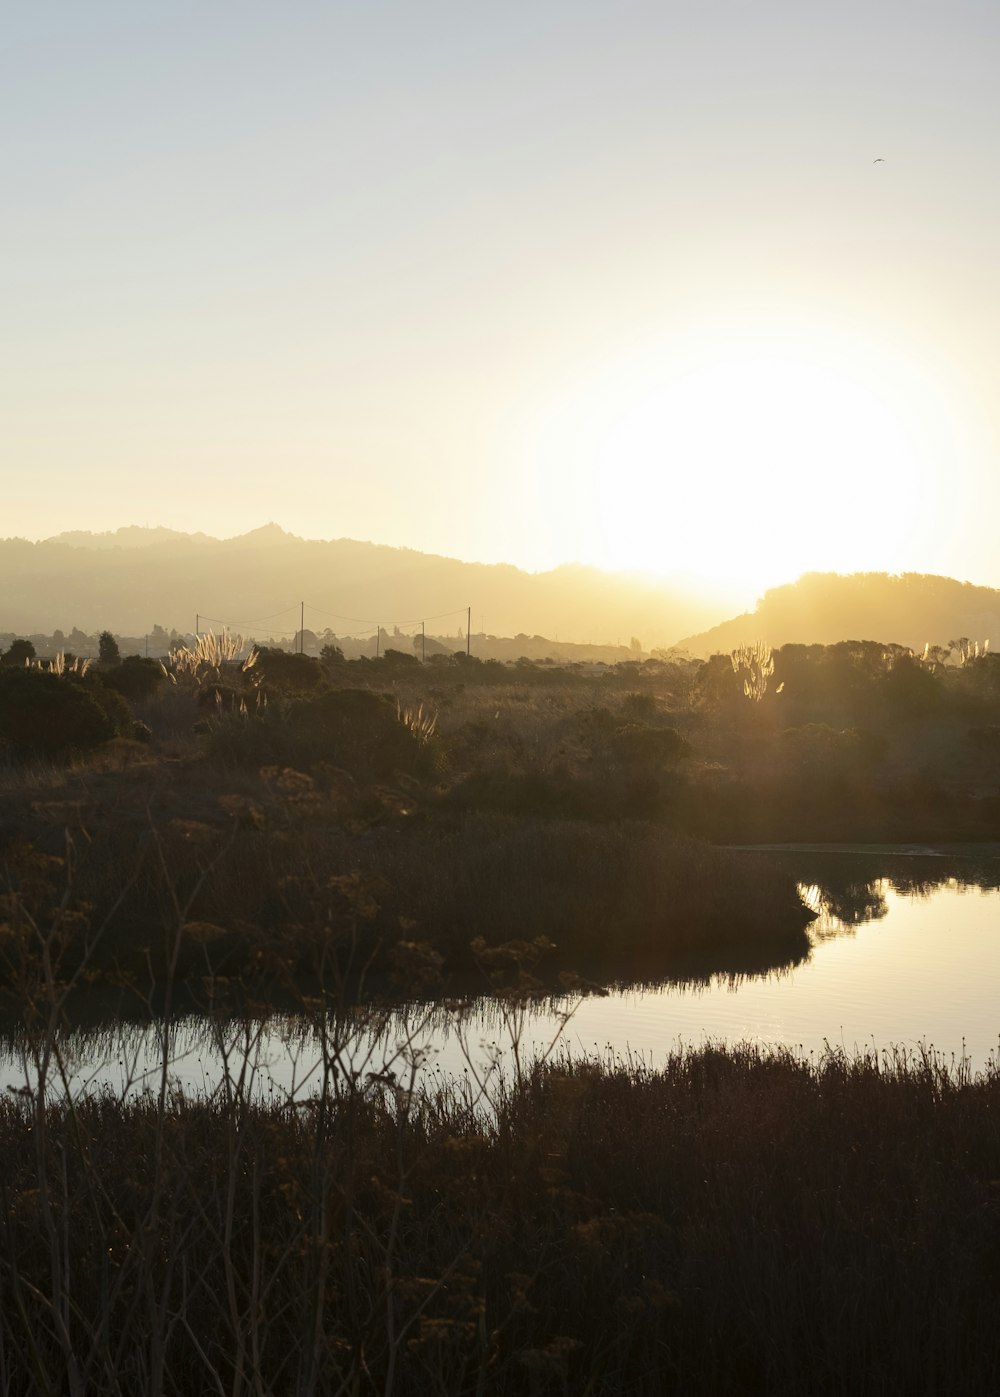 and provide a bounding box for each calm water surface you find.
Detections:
[3,852,999,1098]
